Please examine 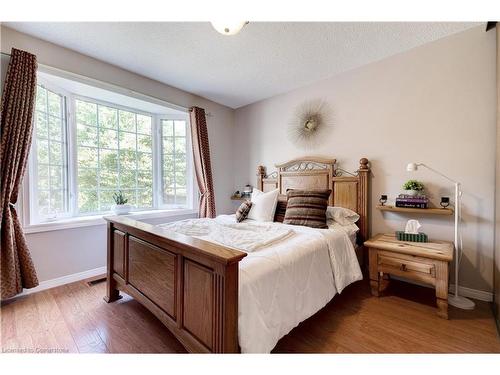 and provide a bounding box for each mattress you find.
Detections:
[158,215,362,353]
